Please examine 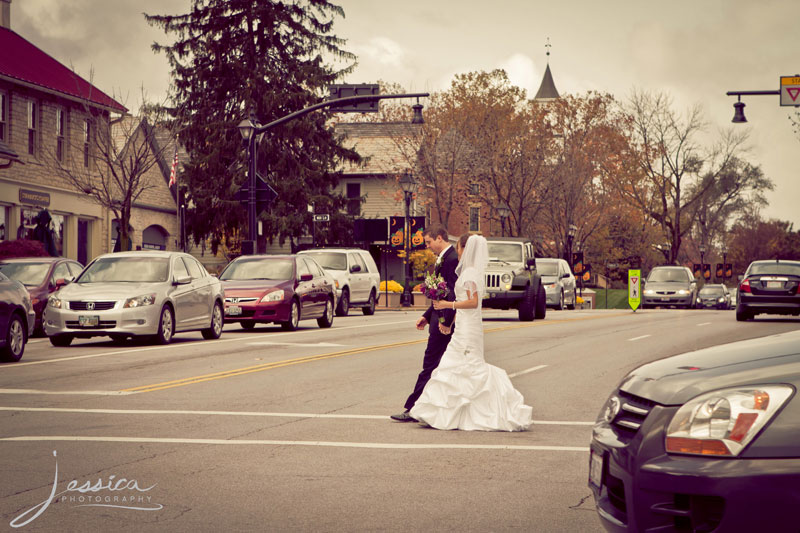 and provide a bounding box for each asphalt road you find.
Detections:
[1,308,798,532]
